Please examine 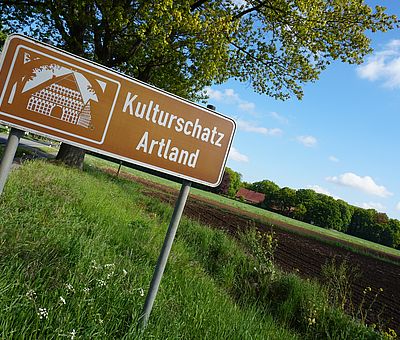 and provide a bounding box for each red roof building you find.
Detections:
[235,188,265,204]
